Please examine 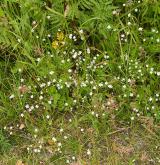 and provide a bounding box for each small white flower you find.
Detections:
[81,128,84,132]
[79,29,83,34]
[49,71,54,75]
[149,97,152,102]
[25,104,29,109]
[127,22,131,26]
[64,136,68,139]
[46,115,50,119]
[68,69,72,73]
[35,105,39,109]
[30,95,34,99]
[72,156,76,160]
[87,48,90,54]
[69,34,73,39]
[32,21,36,25]
[58,142,62,147]
[138,27,143,31]
[17,39,21,43]
[66,160,70,164]
[130,93,134,97]
[36,58,41,62]
[34,148,38,153]
[31,29,34,33]
[87,149,91,155]
[157,72,160,76]
[39,96,43,100]
[131,117,134,120]
[107,25,111,29]
[89,92,93,96]
[91,111,95,115]
[61,60,65,63]
[35,128,38,132]
[52,137,57,142]
[47,15,51,19]
[9,94,15,99]
[48,100,52,104]
[60,128,64,132]
[108,84,113,89]
[135,8,138,12]
[65,103,68,106]
[112,10,117,15]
